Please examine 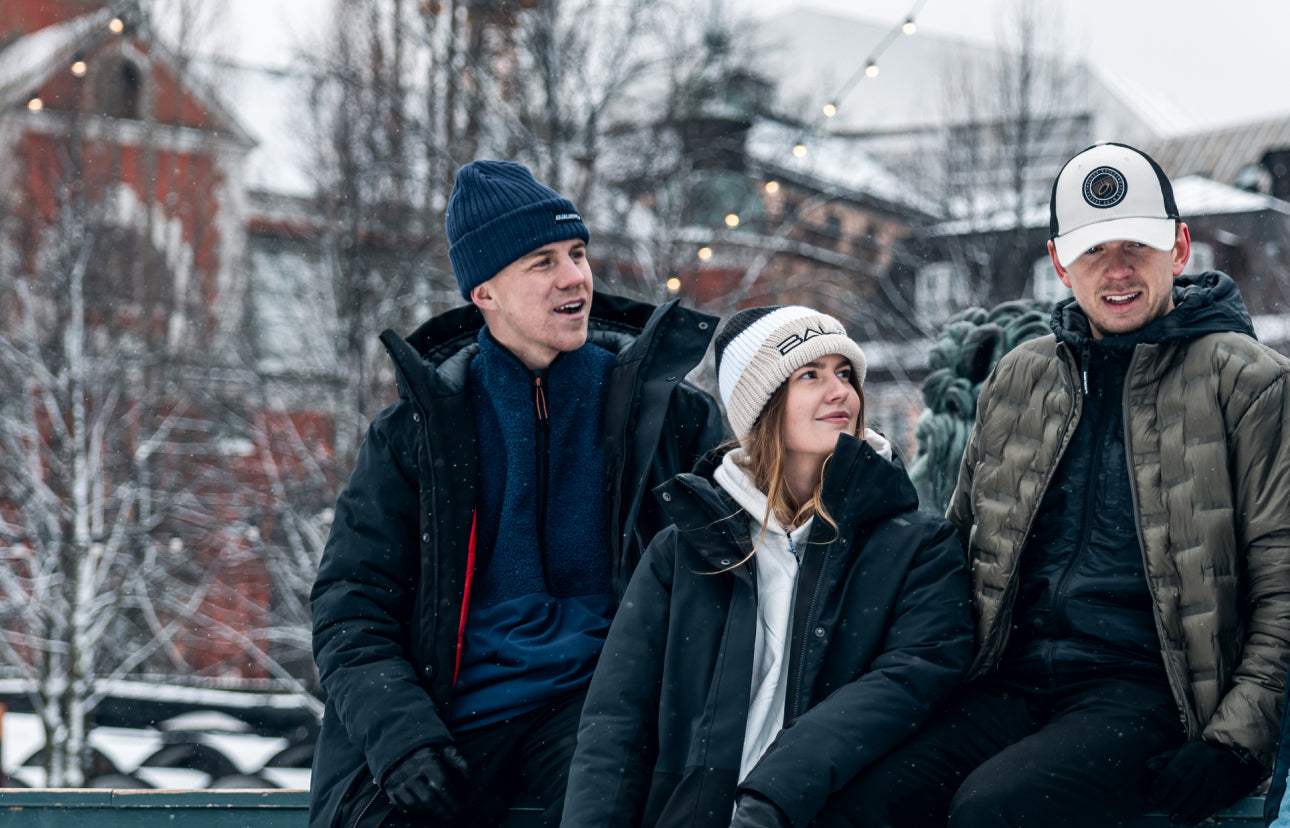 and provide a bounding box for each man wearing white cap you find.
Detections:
[839,143,1290,827]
